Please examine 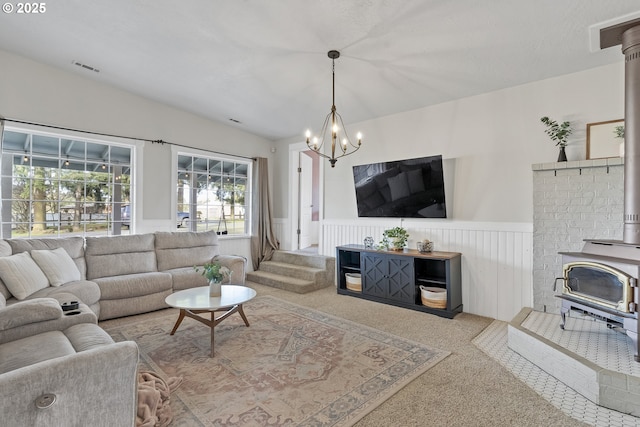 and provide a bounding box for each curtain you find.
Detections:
[250,157,279,270]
